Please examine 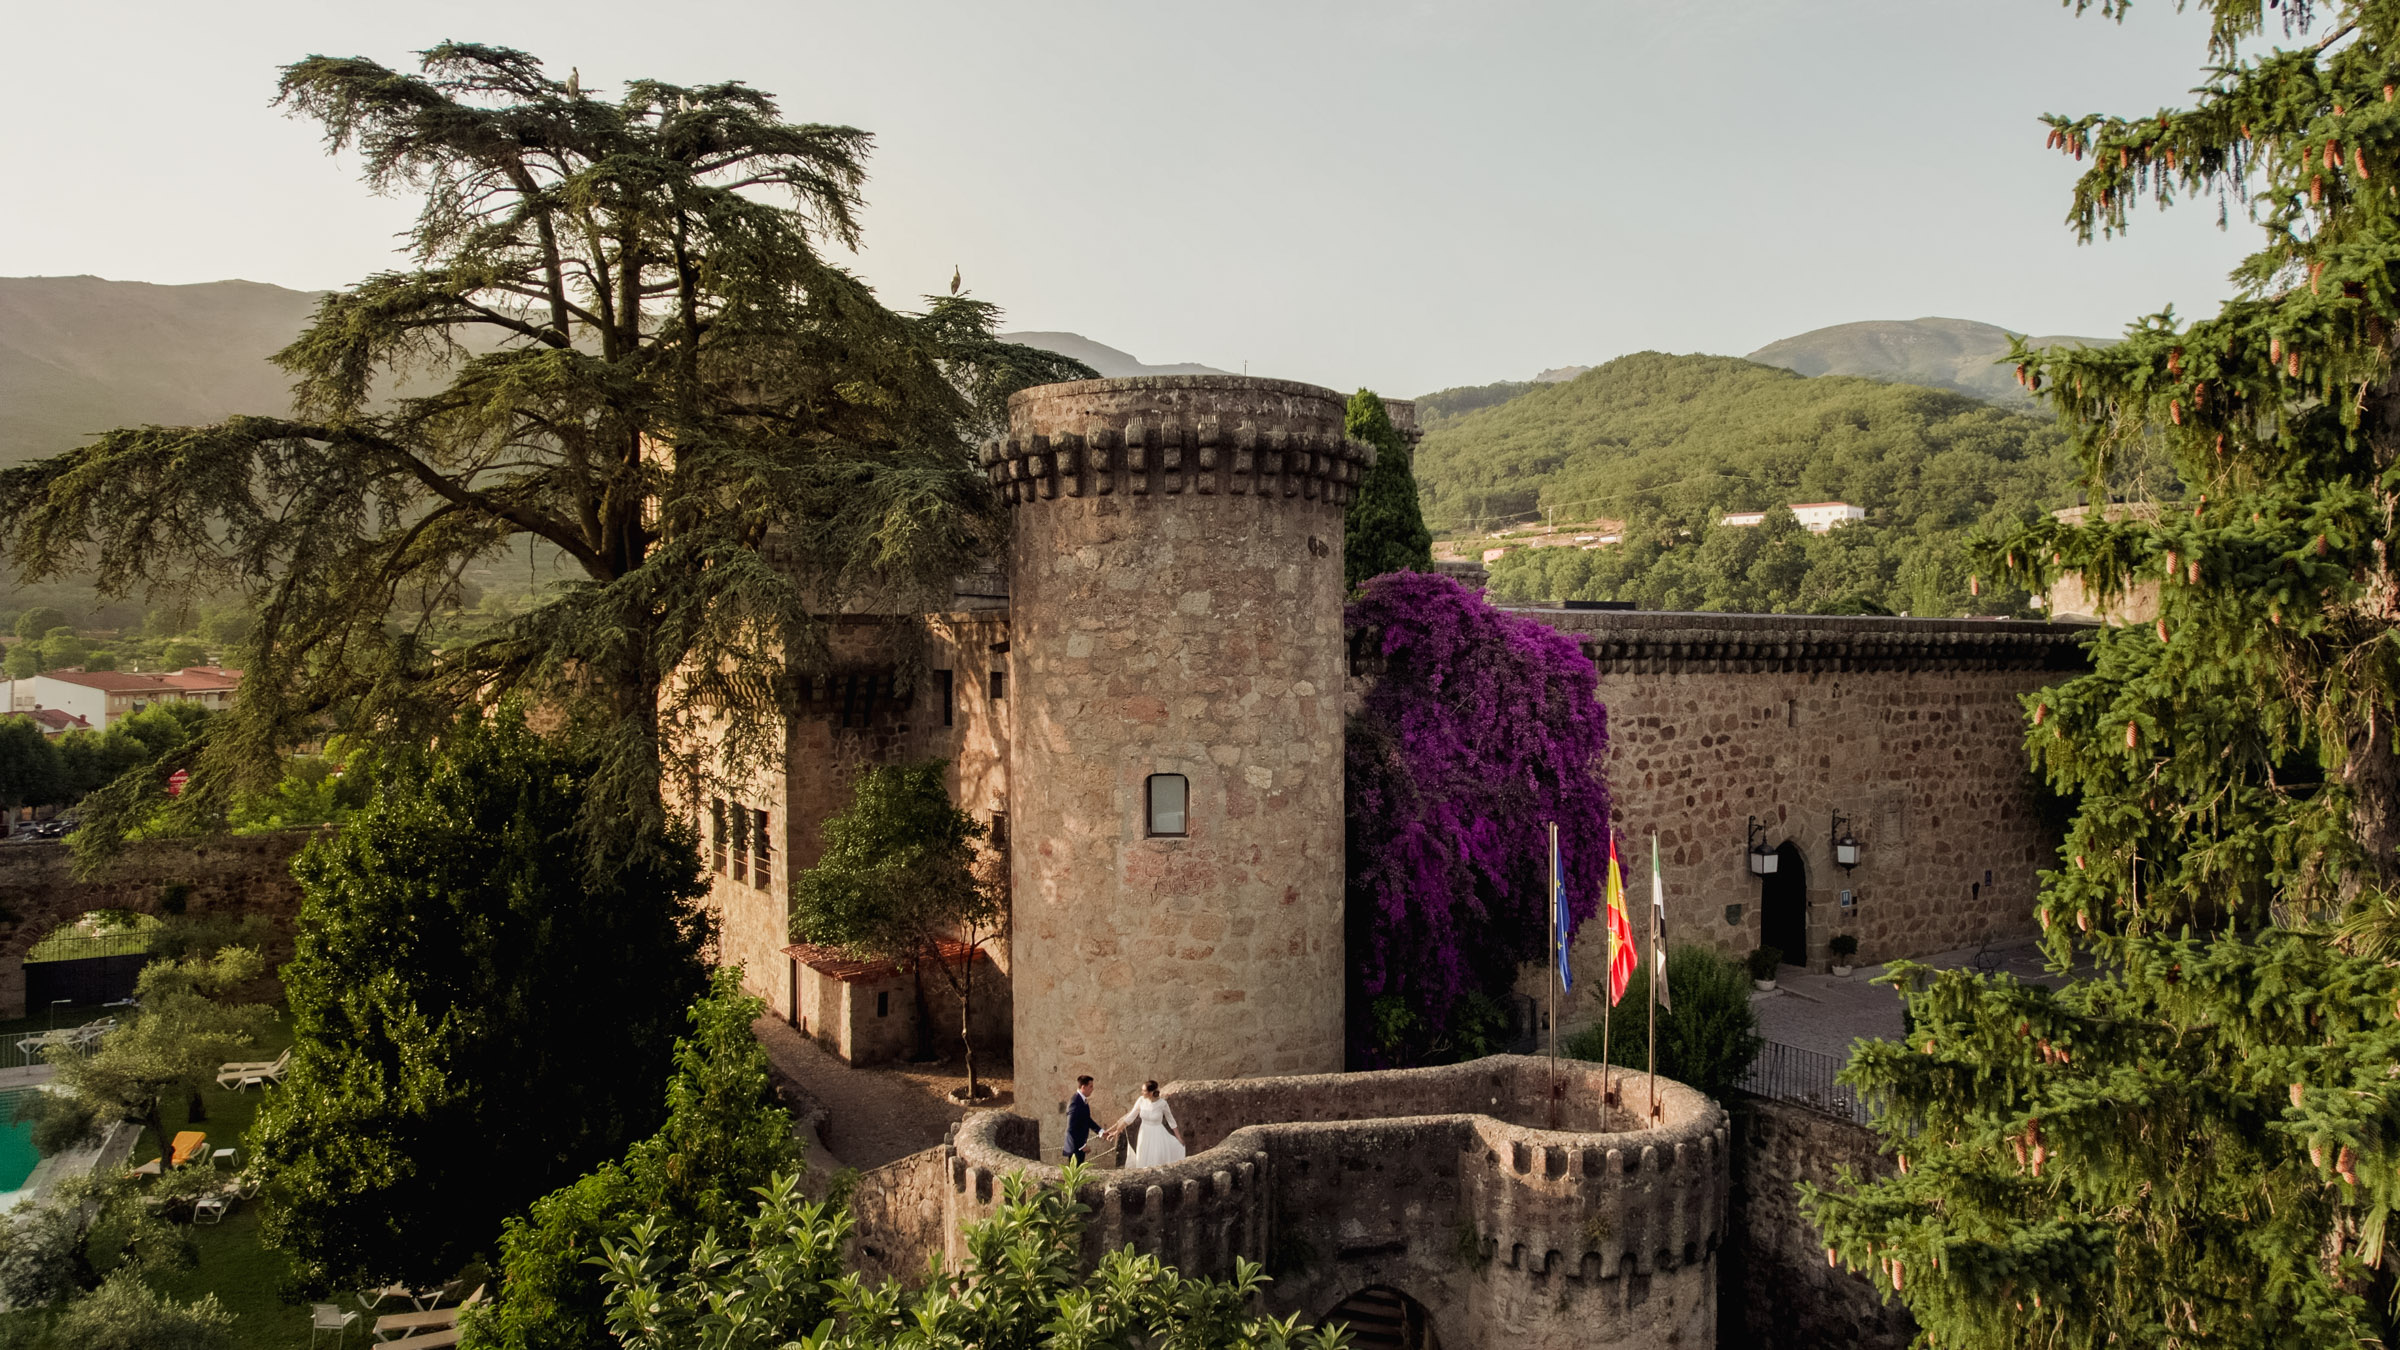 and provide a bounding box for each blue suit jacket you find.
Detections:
[1065,1091,1097,1156]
